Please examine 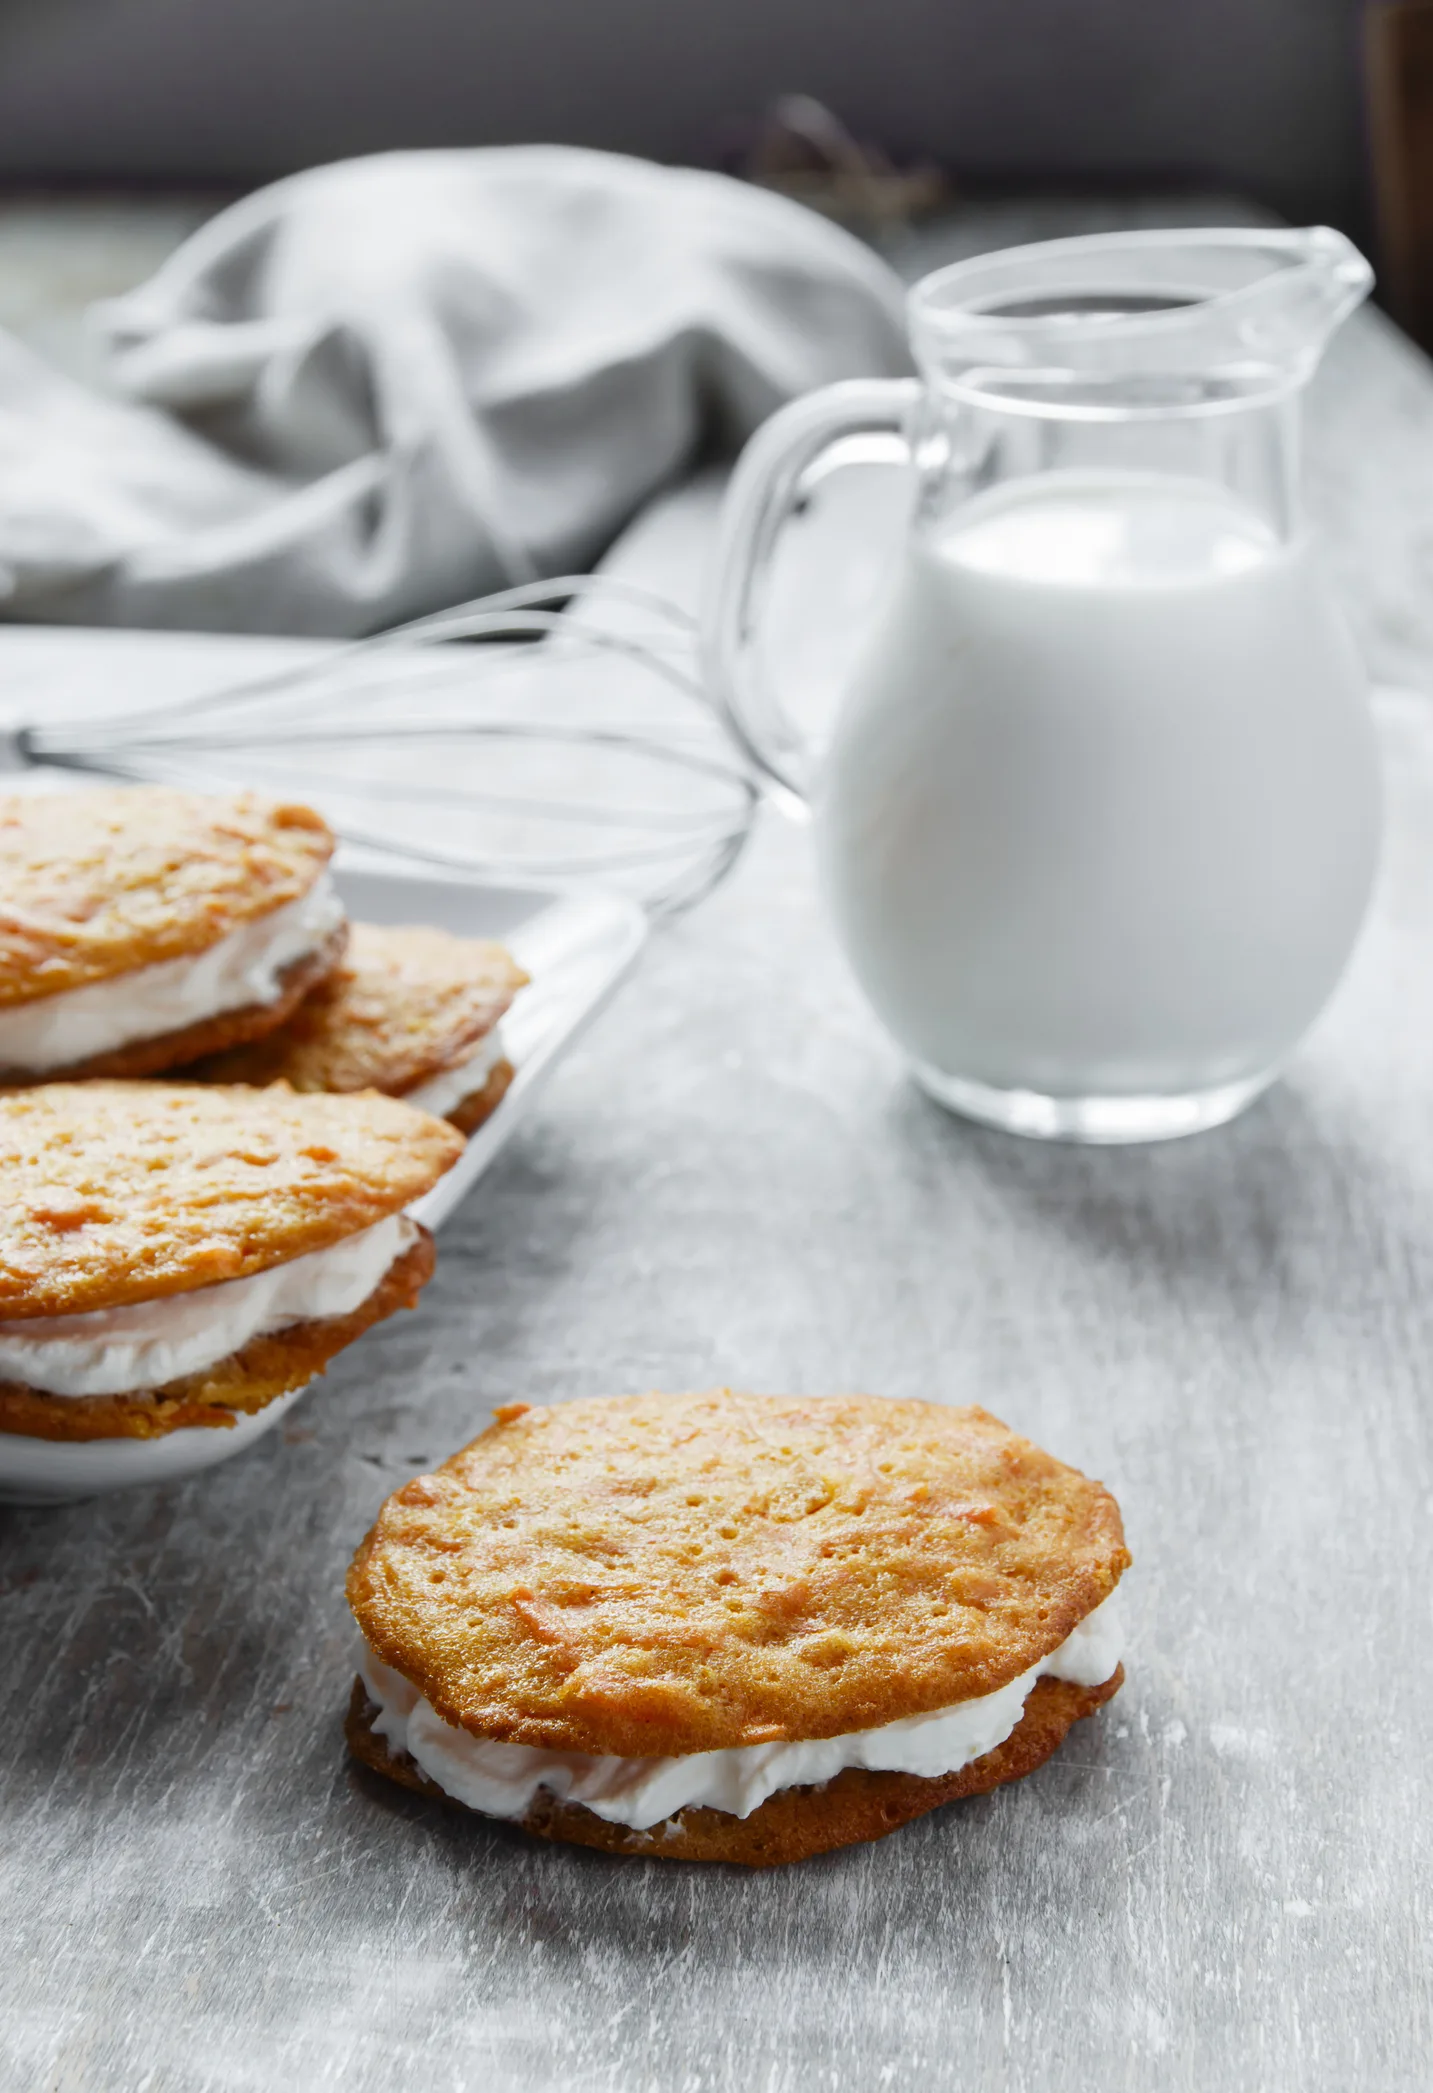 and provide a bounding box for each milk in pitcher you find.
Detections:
[816,470,1381,1122]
